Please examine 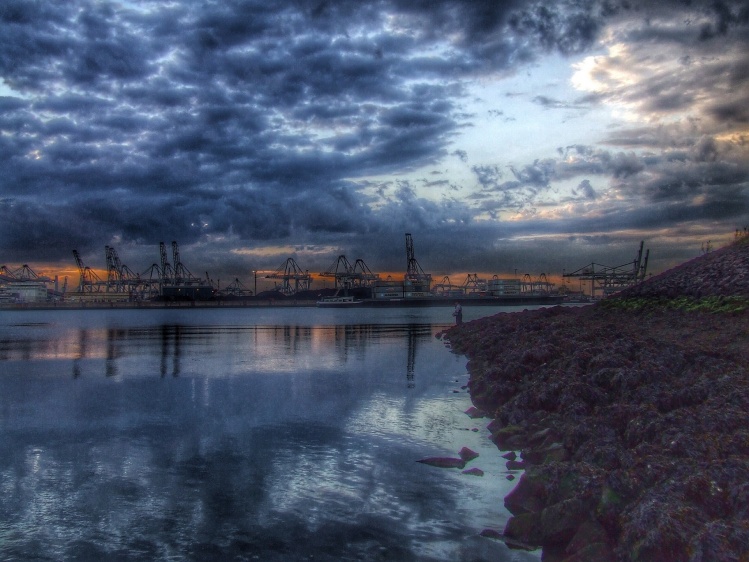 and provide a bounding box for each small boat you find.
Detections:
[316,295,364,307]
